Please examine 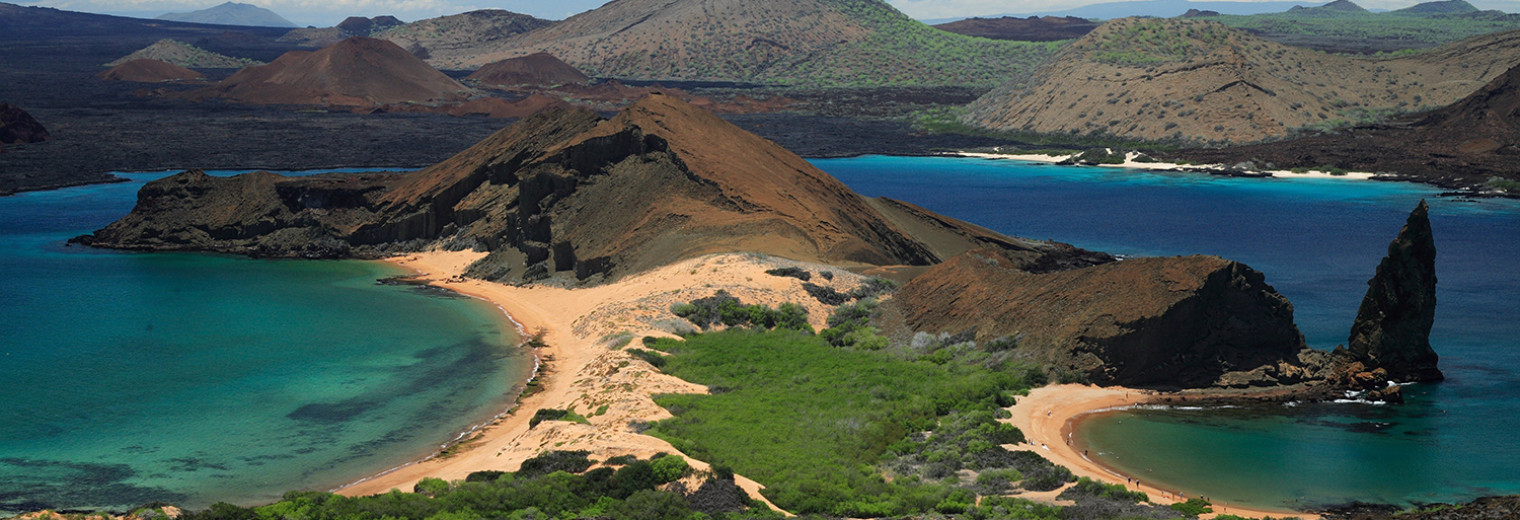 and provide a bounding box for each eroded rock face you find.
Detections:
[1347,200,1442,382]
[896,249,1308,388]
[0,103,50,145]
